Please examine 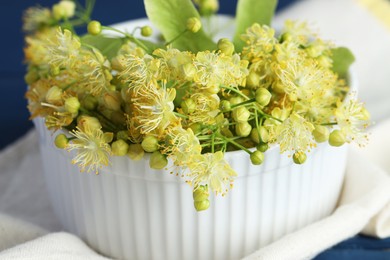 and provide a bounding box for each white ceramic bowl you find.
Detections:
[34,17,353,260]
